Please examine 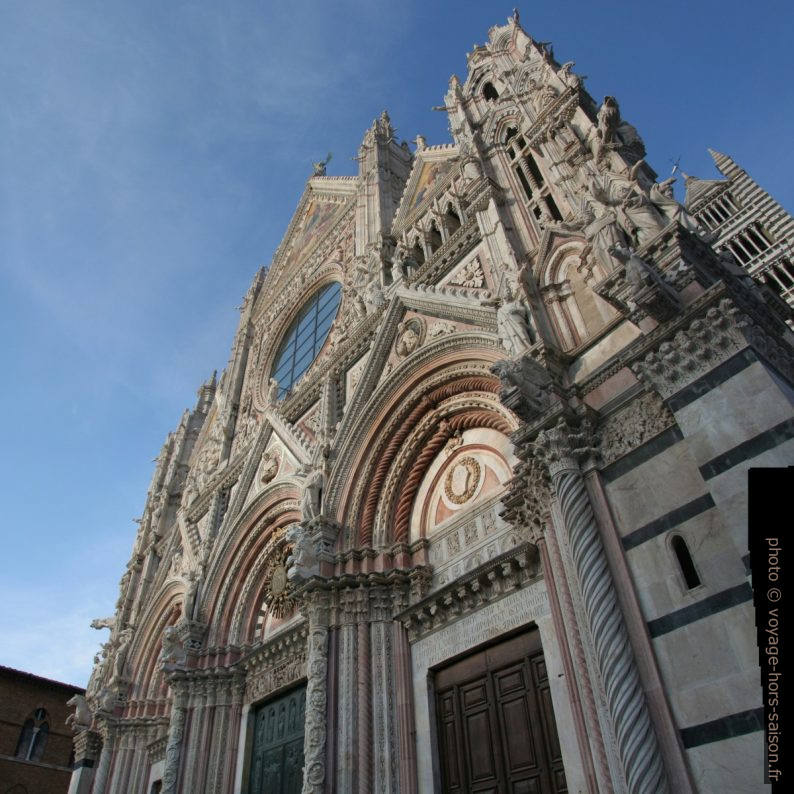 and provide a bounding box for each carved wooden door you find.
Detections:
[247,685,306,794]
[435,629,567,794]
